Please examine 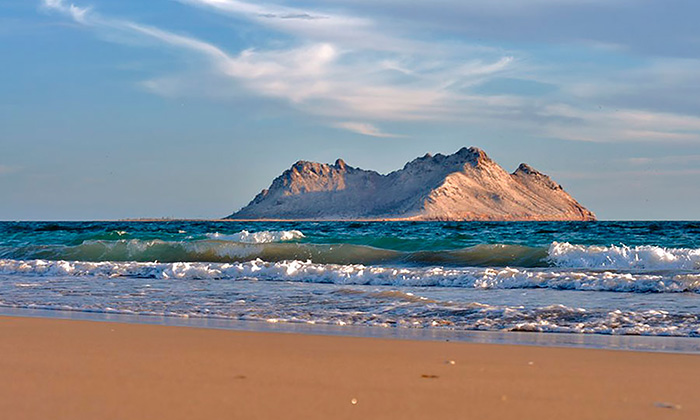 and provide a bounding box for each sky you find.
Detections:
[1,0,699,220]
